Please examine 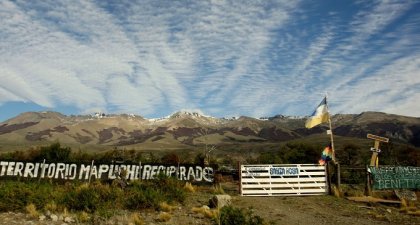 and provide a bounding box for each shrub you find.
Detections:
[124,181,163,210]
[44,201,57,212]
[0,182,31,211]
[212,183,225,194]
[37,142,72,162]
[219,206,246,225]
[216,206,265,225]
[59,181,125,213]
[156,212,171,222]
[159,202,176,212]
[0,177,186,216]
[153,175,186,203]
[78,211,90,222]
[184,182,195,192]
[0,181,54,211]
[25,203,39,218]
[192,206,217,219]
[129,213,145,225]
[62,184,100,212]
[124,176,186,210]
